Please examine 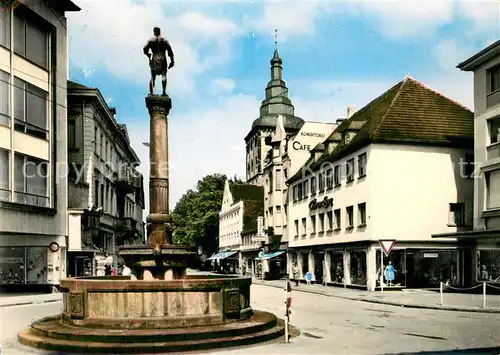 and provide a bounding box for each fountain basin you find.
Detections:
[59,275,251,329]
